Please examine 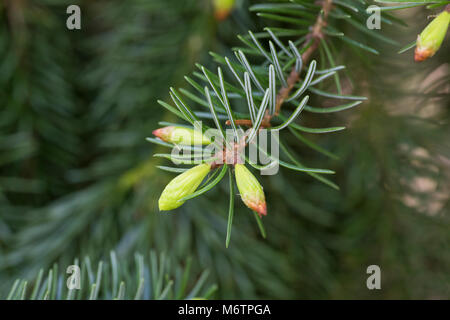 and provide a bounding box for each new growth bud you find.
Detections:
[415,6,450,62]
[153,126,211,145]
[234,164,267,217]
[159,163,211,211]
[213,0,236,21]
